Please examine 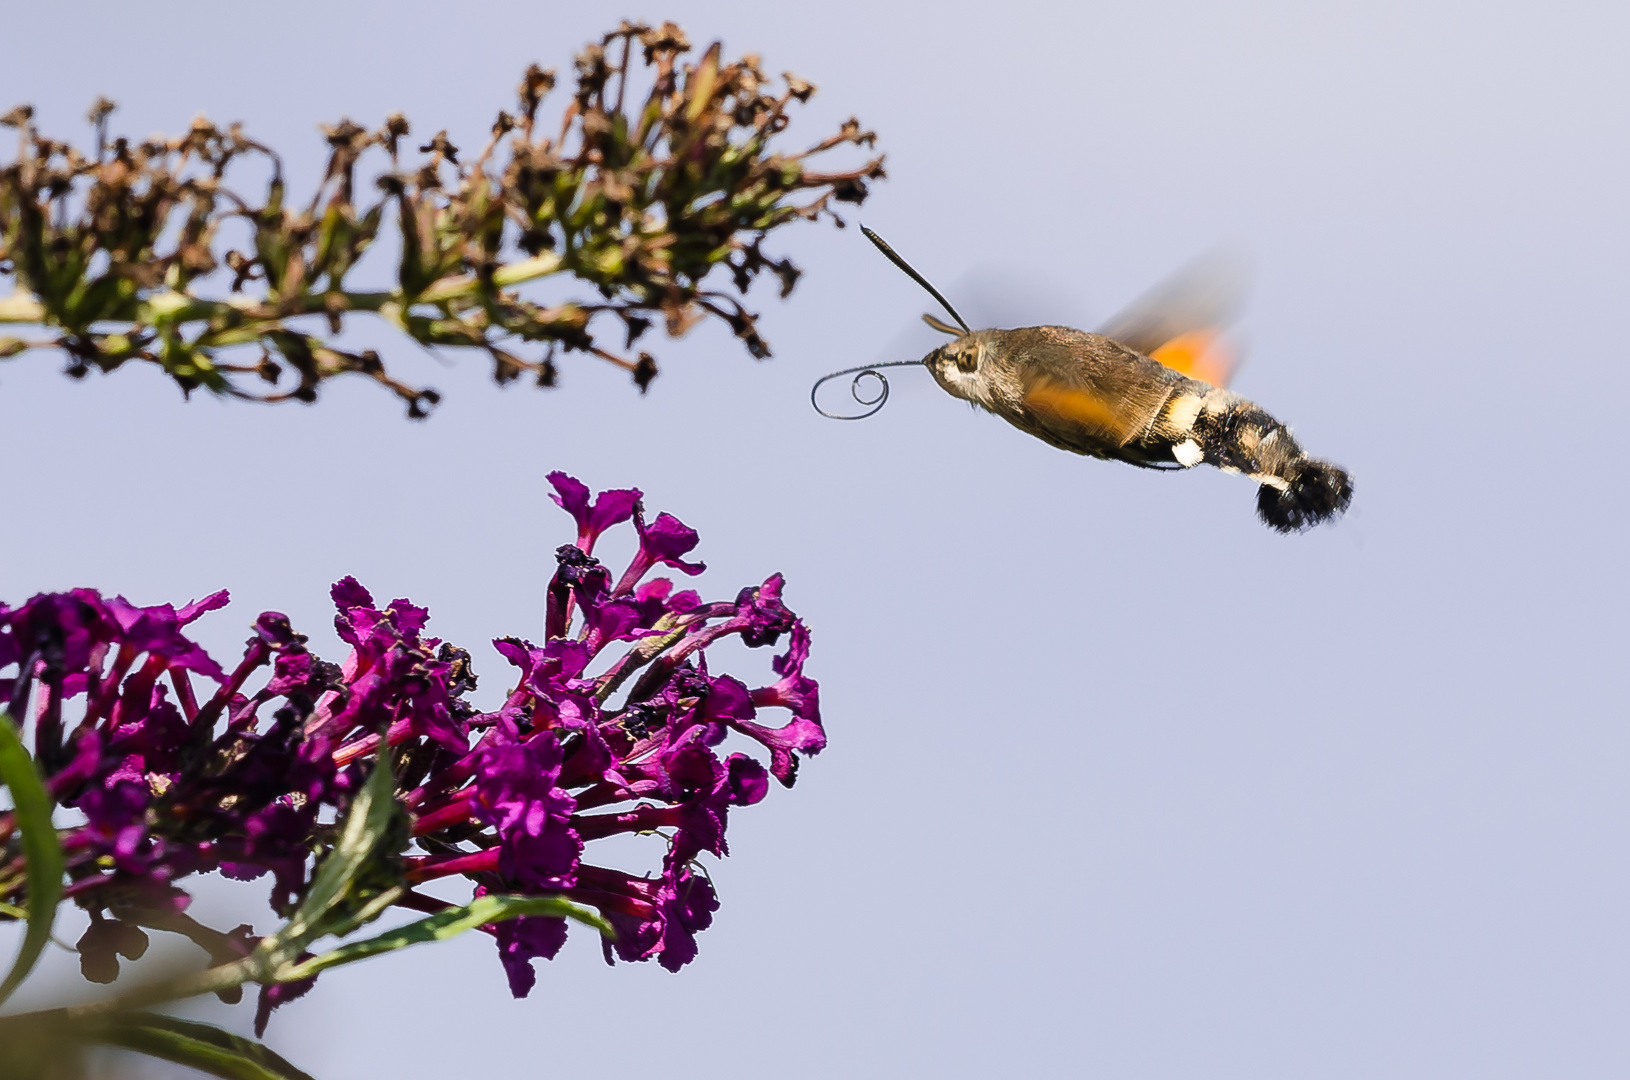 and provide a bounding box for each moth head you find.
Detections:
[923,333,992,401]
